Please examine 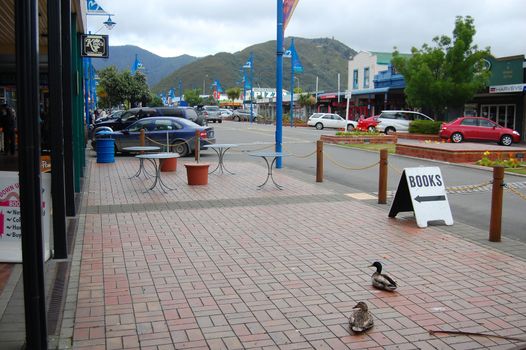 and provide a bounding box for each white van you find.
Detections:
[375,110,433,133]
